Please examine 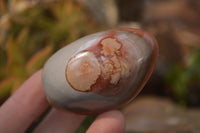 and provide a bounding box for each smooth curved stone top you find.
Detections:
[42,28,159,114]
